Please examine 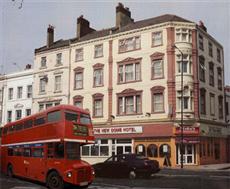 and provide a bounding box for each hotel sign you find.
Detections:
[93,126,143,135]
